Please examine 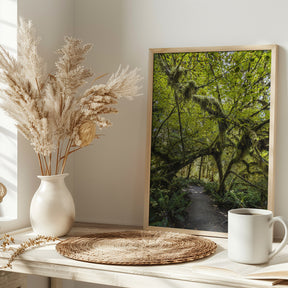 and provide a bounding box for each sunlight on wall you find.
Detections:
[0,0,17,220]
